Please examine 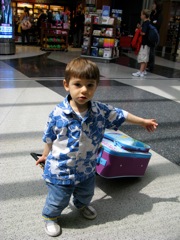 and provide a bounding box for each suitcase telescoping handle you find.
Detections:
[30,152,45,168]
